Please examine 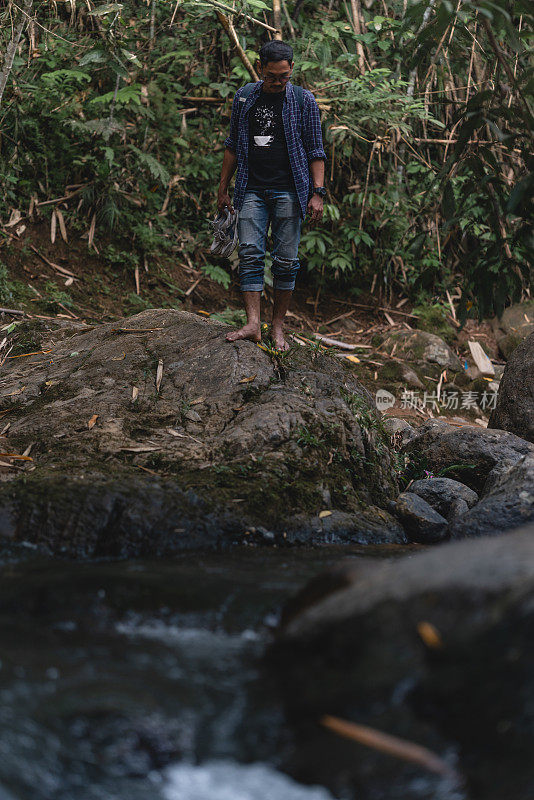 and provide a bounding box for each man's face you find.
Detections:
[258,59,294,93]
